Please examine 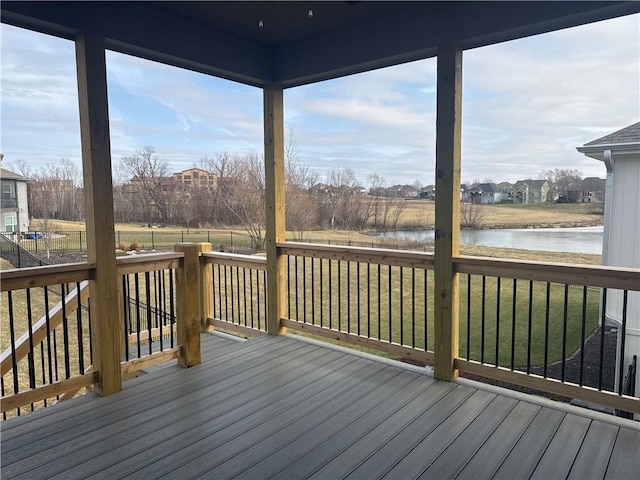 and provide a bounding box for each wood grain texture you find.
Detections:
[0,263,94,291]
[433,44,462,381]
[198,243,215,332]
[174,243,201,367]
[75,33,121,396]
[263,86,287,335]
